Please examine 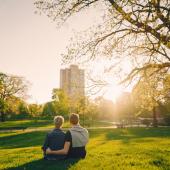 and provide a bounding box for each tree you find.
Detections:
[83,100,99,126]
[18,102,30,118]
[42,101,57,116]
[161,100,170,125]
[115,92,136,125]
[35,0,170,86]
[52,88,69,116]
[159,74,170,125]
[0,73,29,121]
[0,98,8,121]
[132,70,170,127]
[42,89,70,117]
[5,96,24,119]
[94,96,115,120]
[28,104,43,117]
